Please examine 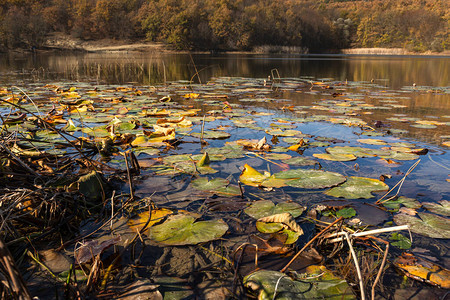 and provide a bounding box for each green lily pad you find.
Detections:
[325,177,389,199]
[77,171,109,201]
[190,130,231,139]
[326,146,375,158]
[379,151,419,161]
[422,200,450,217]
[389,232,412,249]
[282,156,318,166]
[382,196,421,212]
[191,177,230,191]
[275,169,346,189]
[313,153,357,161]
[244,267,355,300]
[244,200,304,219]
[149,213,228,246]
[336,207,357,219]
[394,212,450,239]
